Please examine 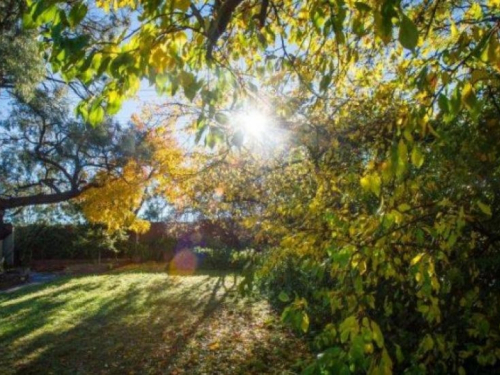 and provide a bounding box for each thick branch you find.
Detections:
[0,182,98,211]
[206,0,245,59]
